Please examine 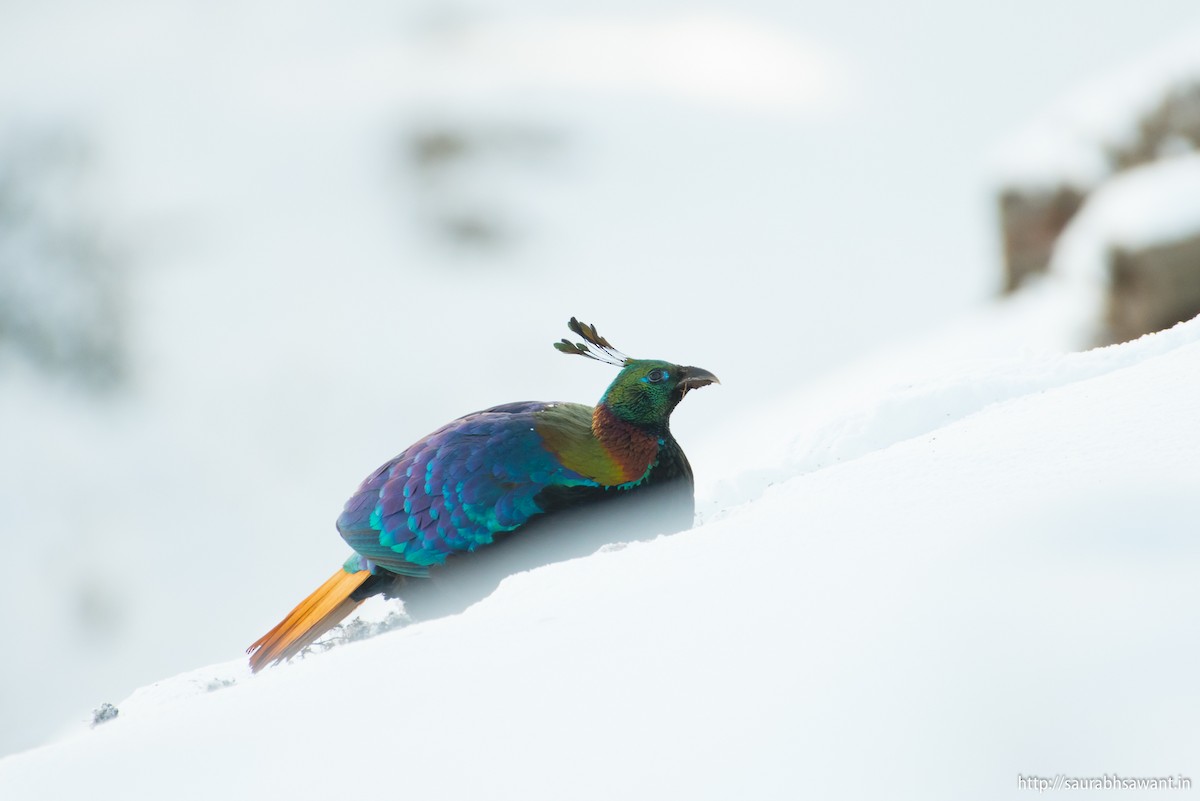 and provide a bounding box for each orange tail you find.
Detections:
[247,568,374,672]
